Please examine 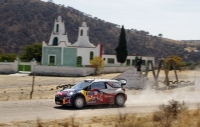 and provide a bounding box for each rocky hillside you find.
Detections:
[0,0,200,62]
